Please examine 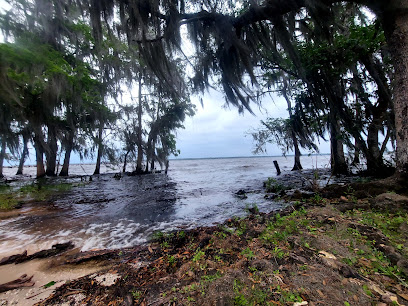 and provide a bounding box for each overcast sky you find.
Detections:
[173,88,331,159]
[174,89,290,159]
